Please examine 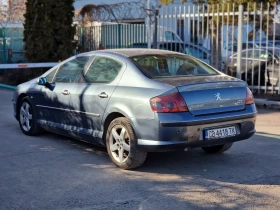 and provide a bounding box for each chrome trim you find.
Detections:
[36,105,70,112]
[36,105,100,118]
[138,139,187,146]
[70,109,100,118]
